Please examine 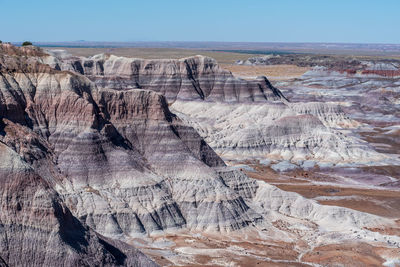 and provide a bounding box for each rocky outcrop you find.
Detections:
[0,44,158,265]
[2,44,400,266]
[0,44,264,261]
[45,52,287,102]
[0,138,156,267]
[170,100,384,164]
[43,50,390,166]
